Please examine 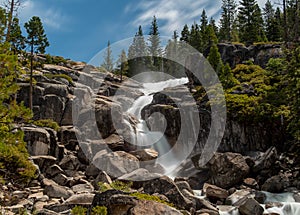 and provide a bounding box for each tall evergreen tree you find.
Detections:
[101,41,114,72]
[180,24,190,42]
[165,30,180,76]
[24,16,49,110]
[189,23,201,51]
[148,16,162,70]
[200,9,209,52]
[0,7,7,42]
[128,25,148,77]
[286,0,300,42]
[219,0,237,42]
[116,49,128,82]
[237,0,266,44]
[207,43,223,74]
[0,15,35,181]
[219,63,239,89]
[264,1,282,41]
[209,18,219,37]
[9,17,25,53]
